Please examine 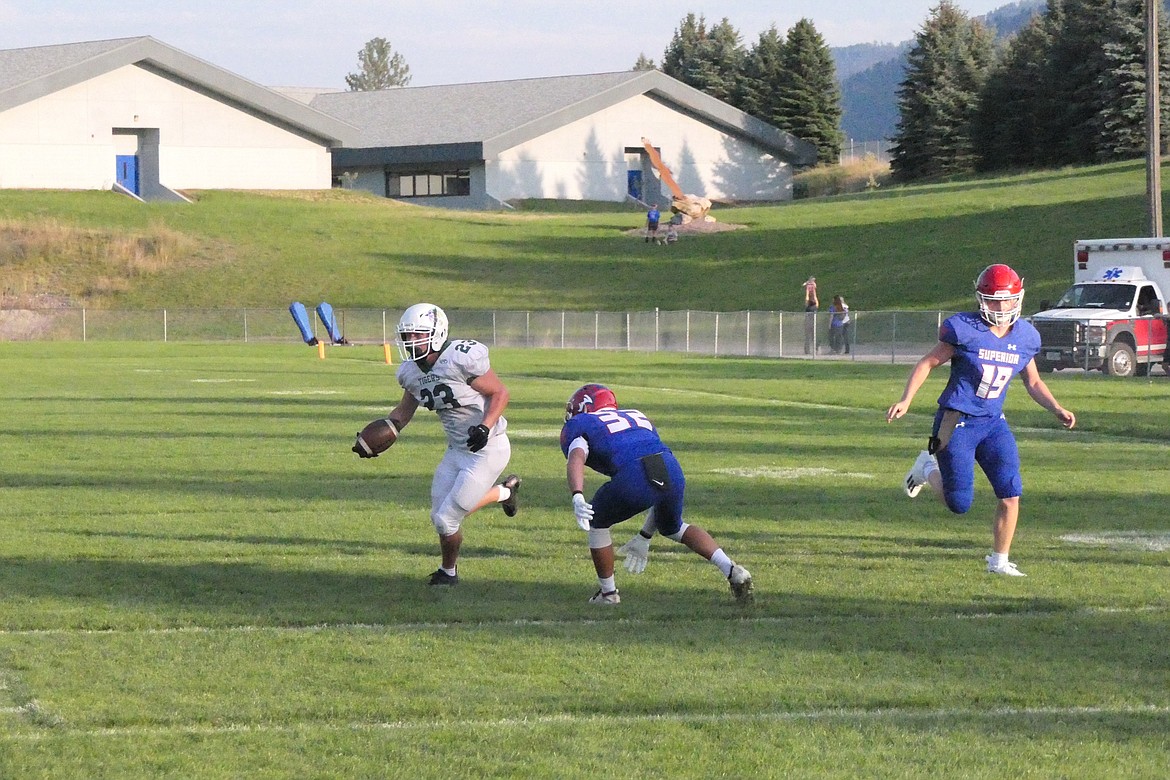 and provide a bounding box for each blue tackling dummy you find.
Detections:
[289,301,317,345]
[315,302,346,344]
